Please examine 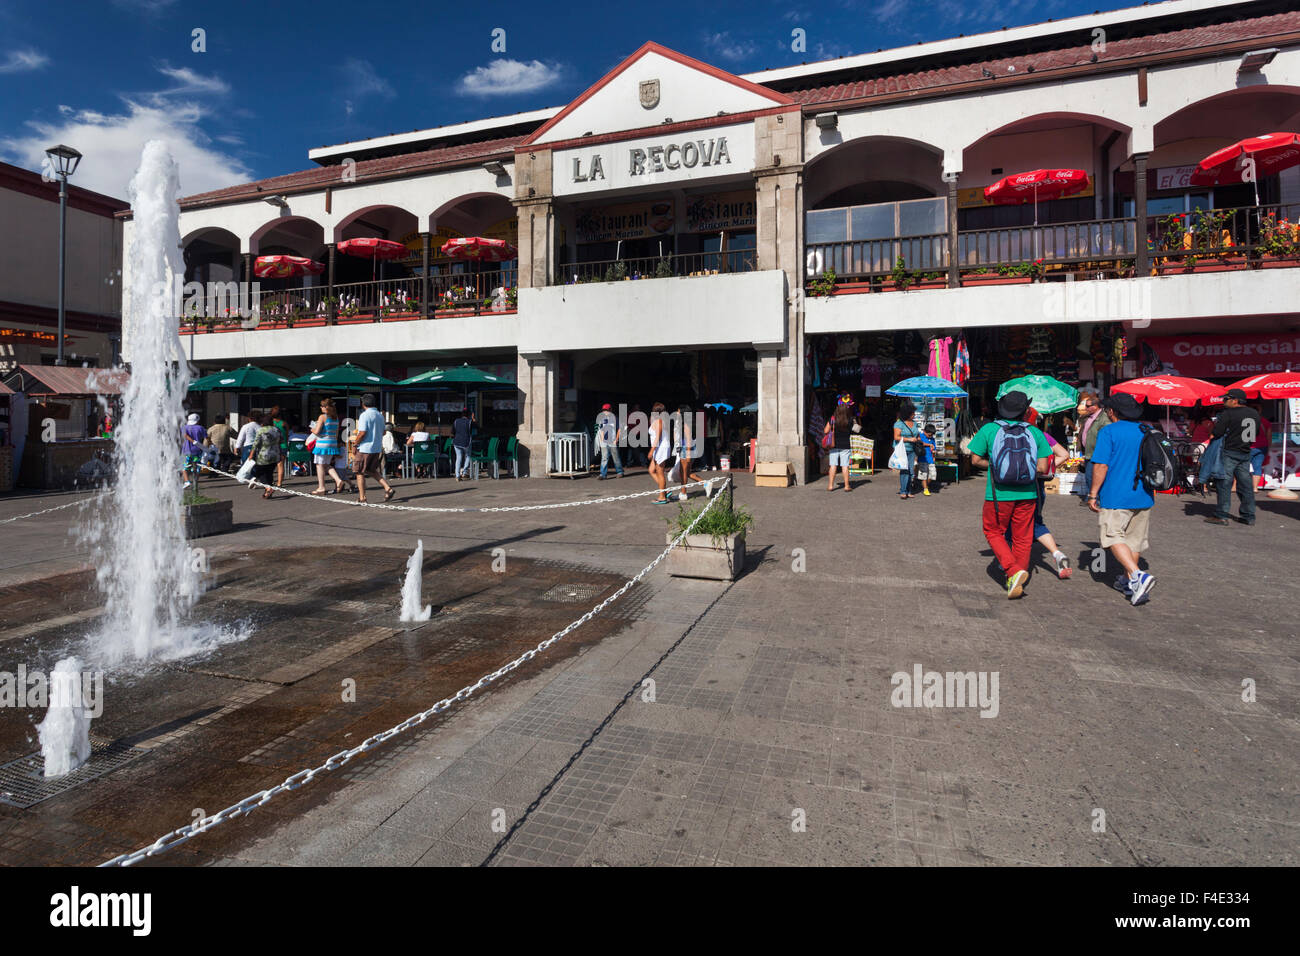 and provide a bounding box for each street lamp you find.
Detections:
[45,144,82,366]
